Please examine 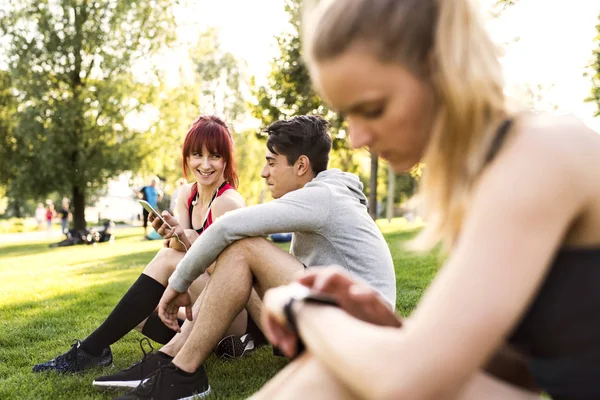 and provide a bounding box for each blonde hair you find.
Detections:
[304,0,507,251]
